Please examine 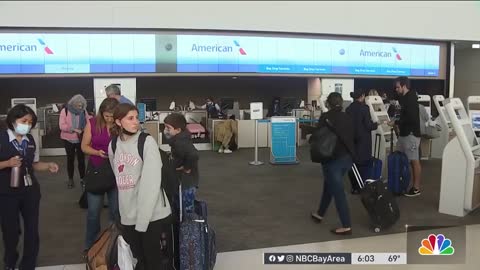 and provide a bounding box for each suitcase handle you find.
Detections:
[374,133,381,159]
[390,127,395,154]
[352,164,365,190]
